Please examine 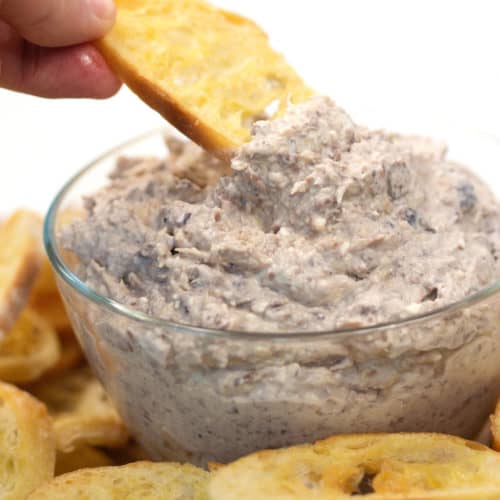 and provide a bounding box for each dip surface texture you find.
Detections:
[59,96,500,464]
[63,96,500,332]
